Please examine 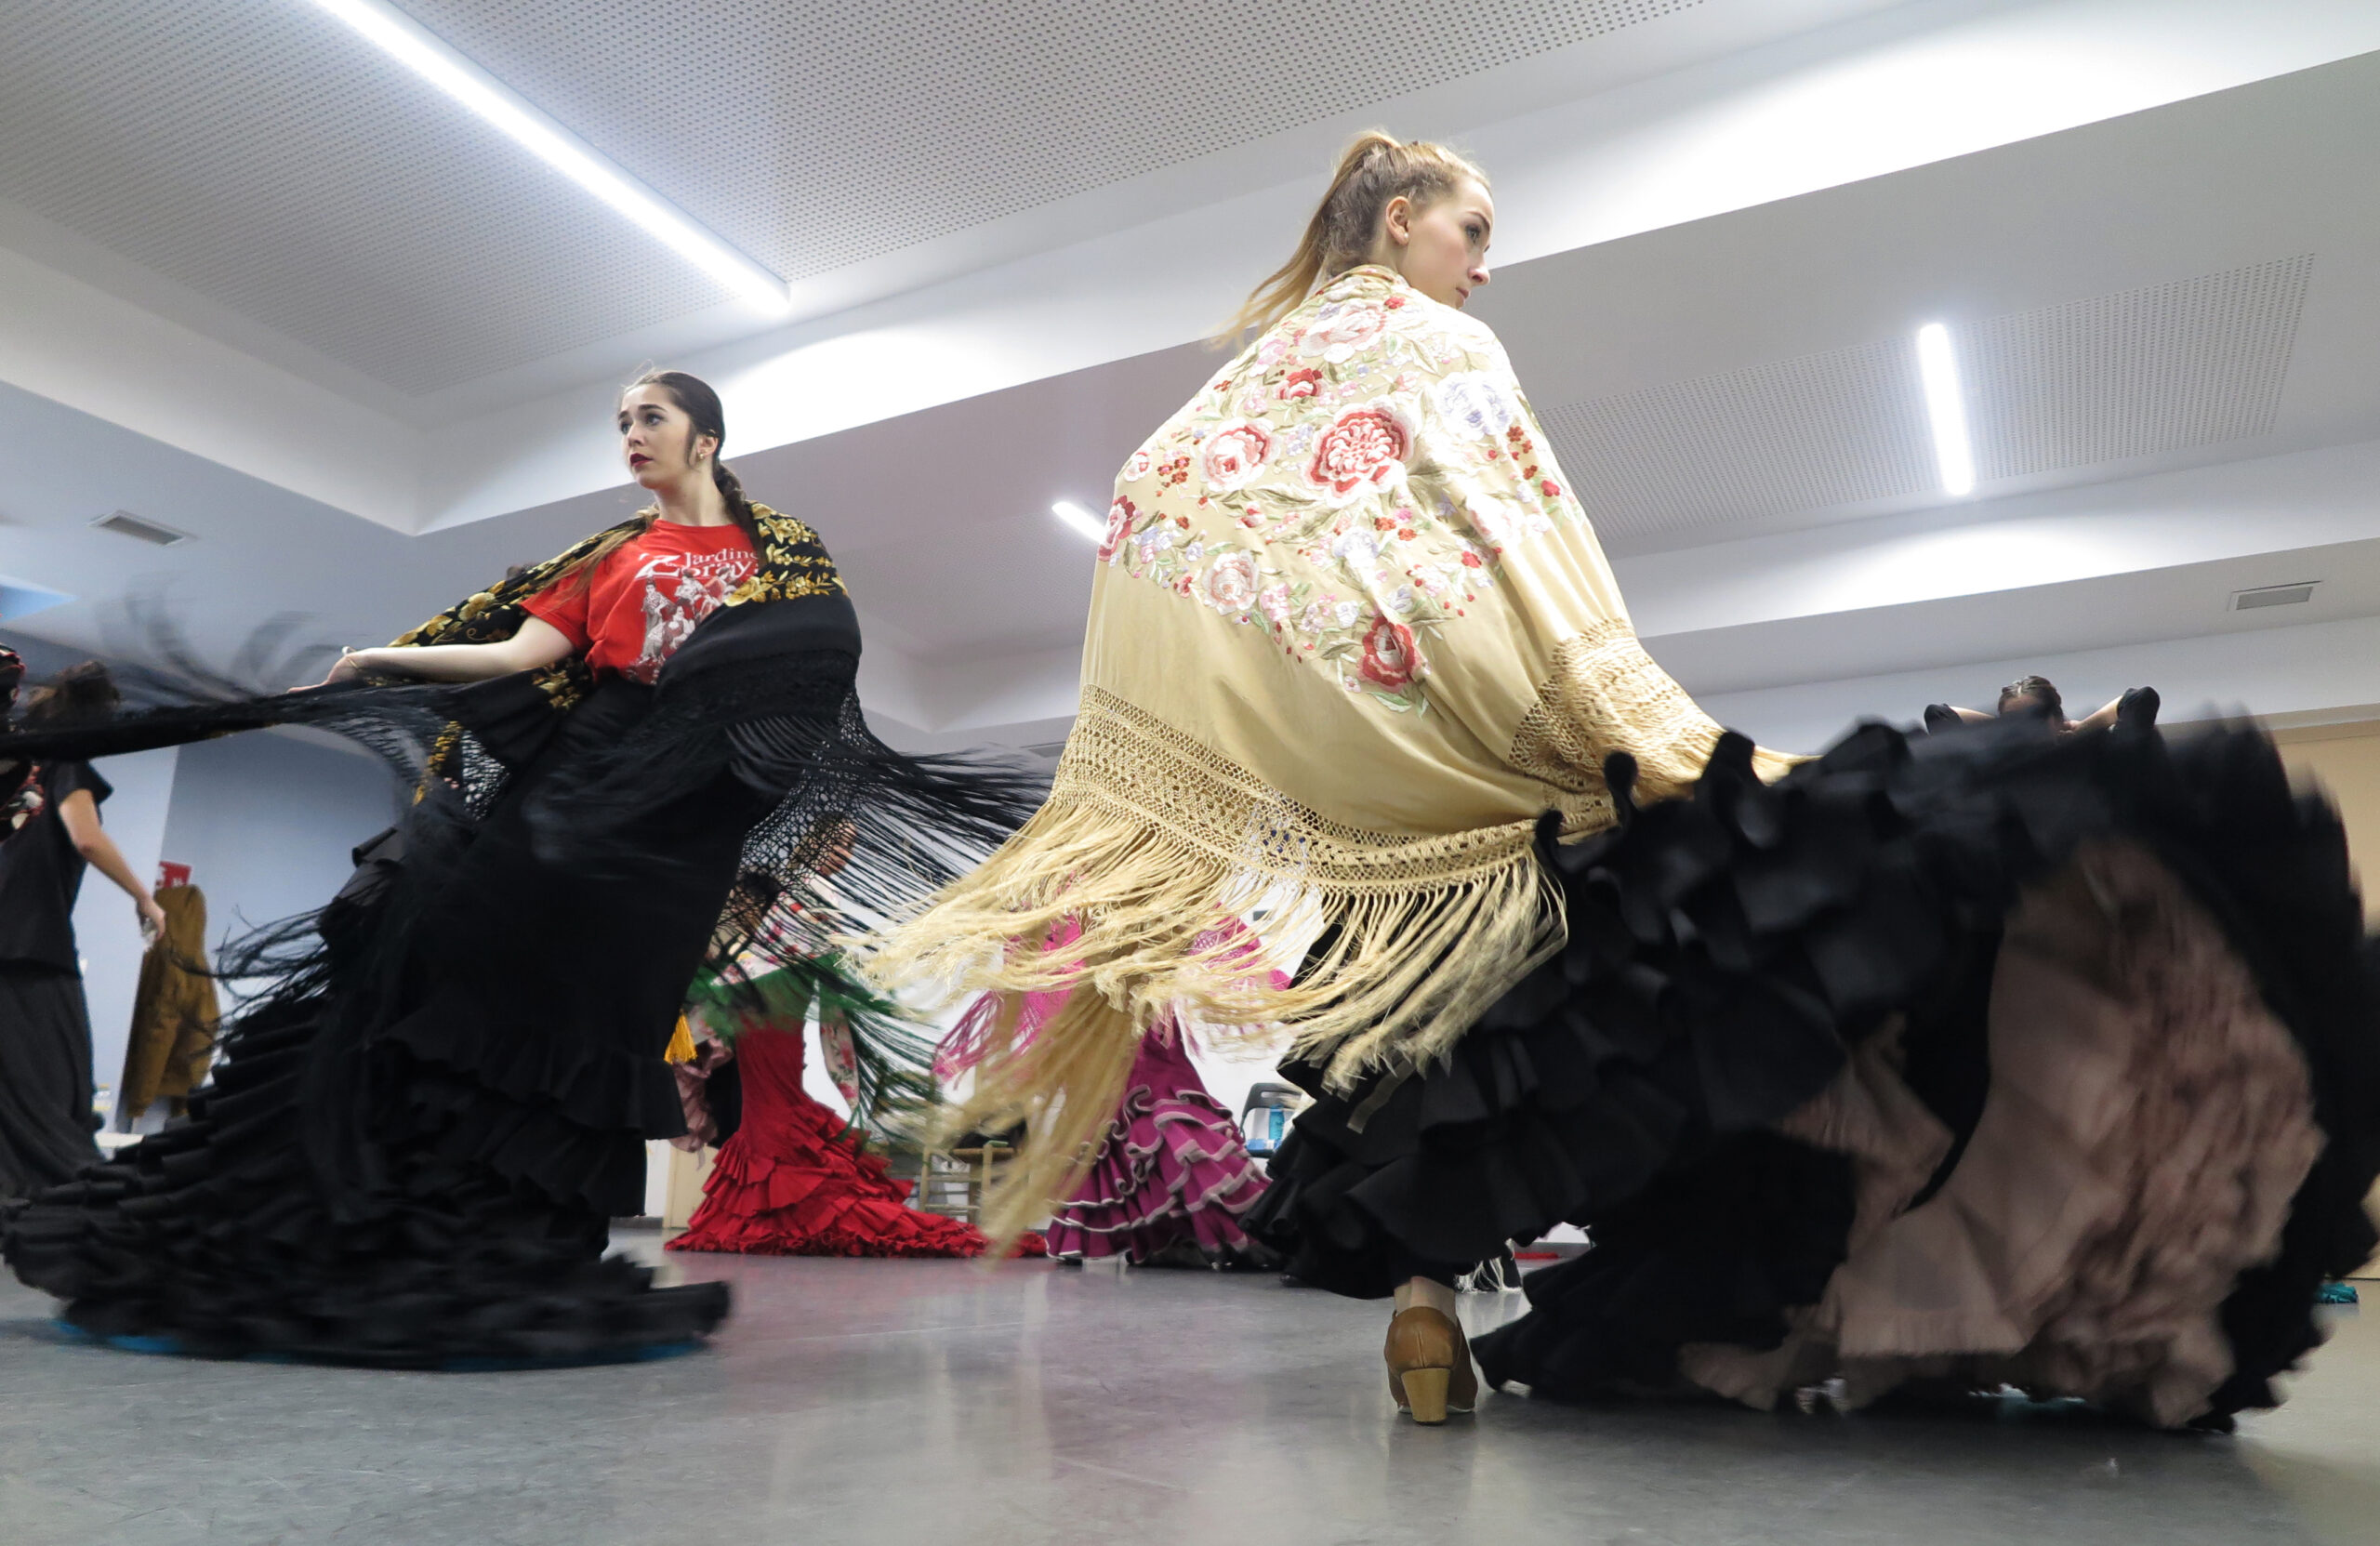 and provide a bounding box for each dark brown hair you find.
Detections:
[20,661,119,727]
[1223,131,1488,341]
[563,369,761,594]
[1997,674,2066,722]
